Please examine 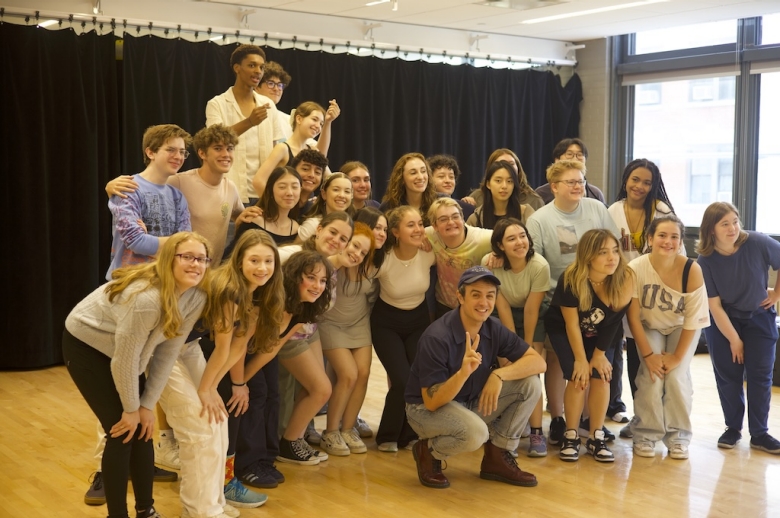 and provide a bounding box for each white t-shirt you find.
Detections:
[481,253,550,308]
[376,248,436,310]
[629,255,710,335]
[297,216,322,243]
